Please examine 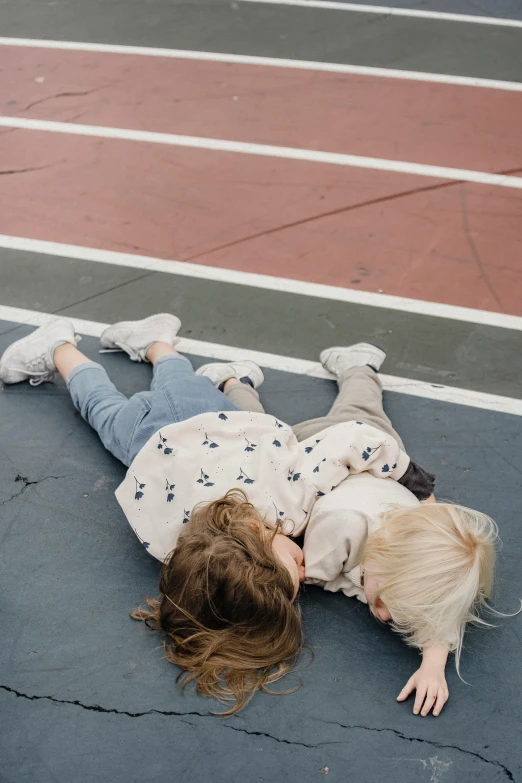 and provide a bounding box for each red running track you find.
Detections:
[0,46,521,313]
[1,129,521,313]
[1,46,522,171]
